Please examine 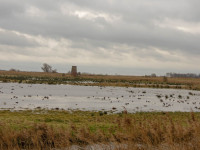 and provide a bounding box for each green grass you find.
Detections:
[1,110,200,149]
[0,110,199,130]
